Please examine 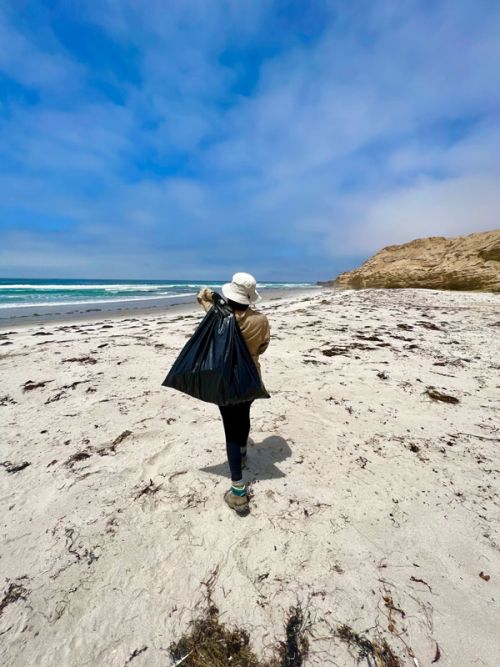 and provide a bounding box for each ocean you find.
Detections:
[0,278,316,322]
